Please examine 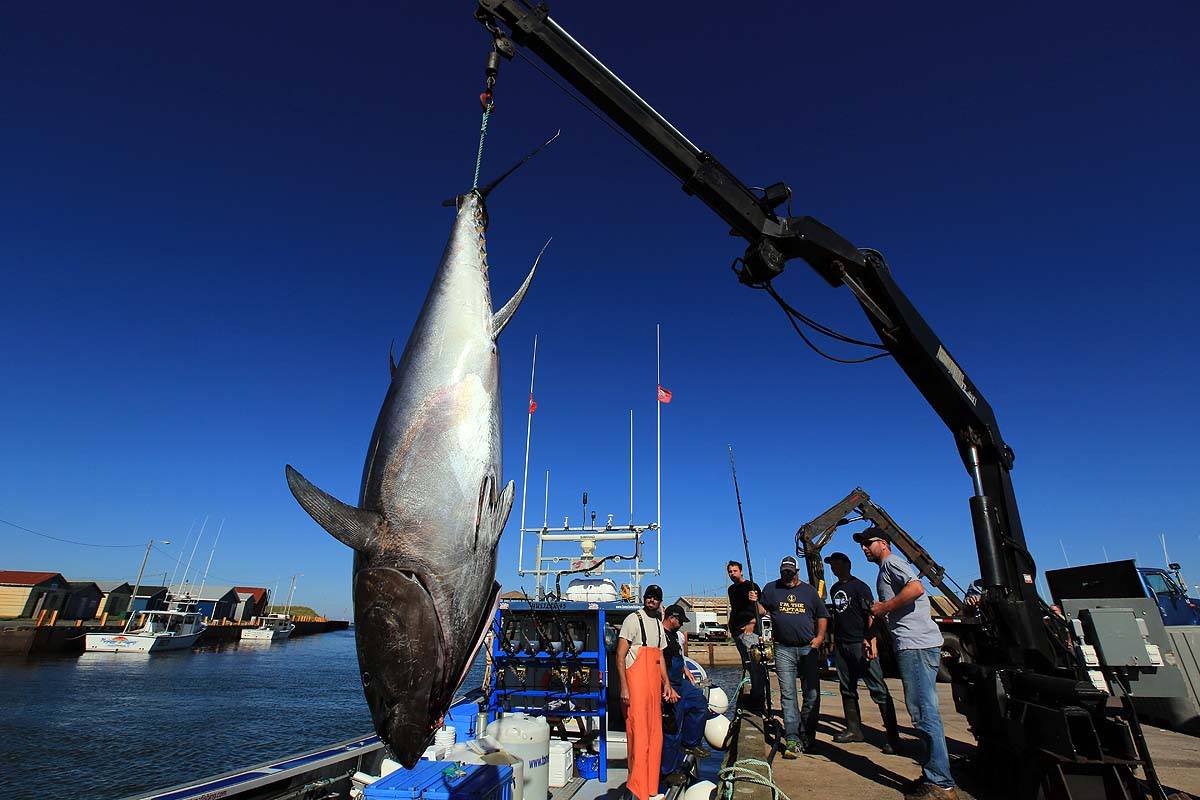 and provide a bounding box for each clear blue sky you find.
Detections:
[3,3,1198,619]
